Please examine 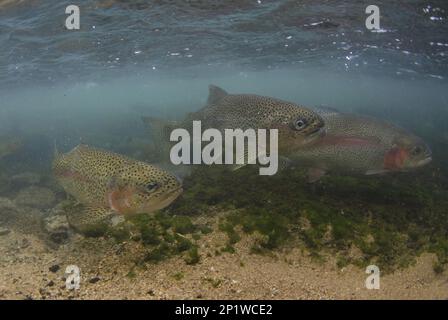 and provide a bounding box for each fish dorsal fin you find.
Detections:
[207,85,228,105]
